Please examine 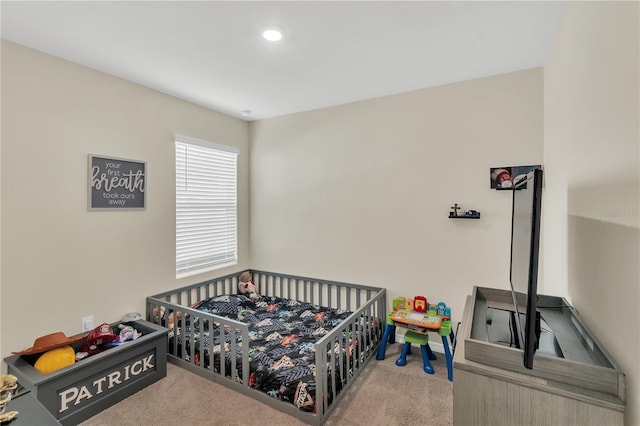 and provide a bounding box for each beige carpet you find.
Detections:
[80,343,453,426]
